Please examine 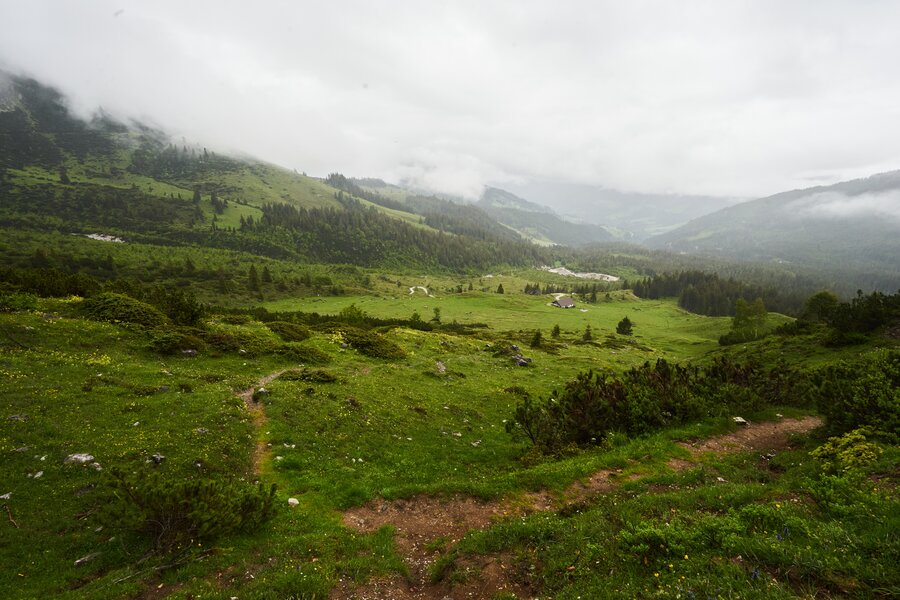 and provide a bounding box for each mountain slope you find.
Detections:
[0,72,550,273]
[499,180,739,241]
[476,187,614,246]
[644,172,900,291]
